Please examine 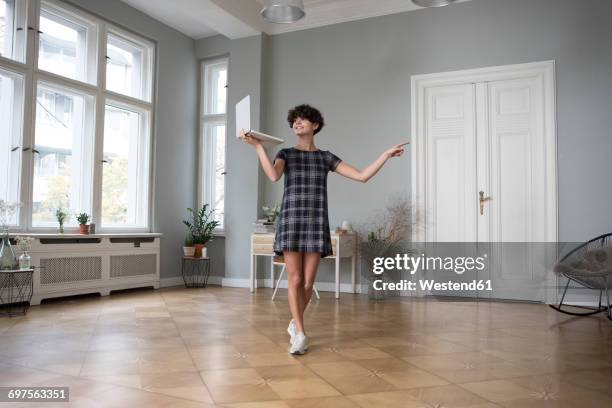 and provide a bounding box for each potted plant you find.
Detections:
[262,203,280,225]
[183,204,220,258]
[356,195,413,301]
[77,212,90,234]
[183,234,195,257]
[55,208,68,233]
